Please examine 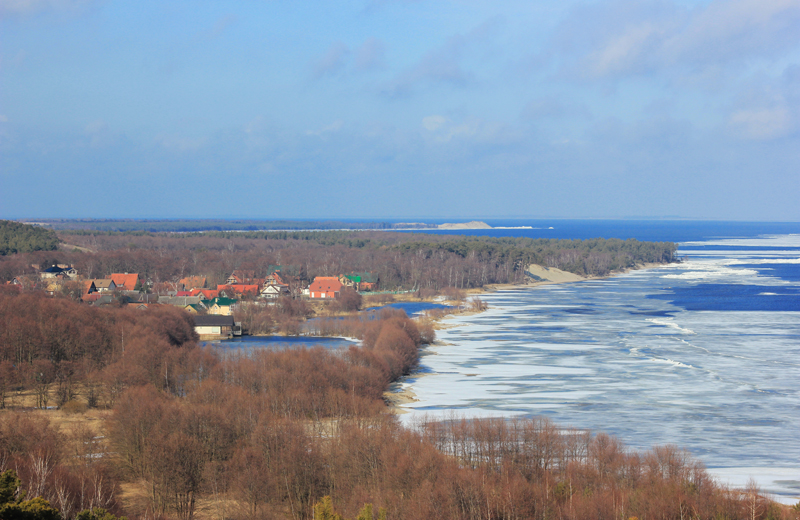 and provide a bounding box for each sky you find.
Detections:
[1,0,799,221]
